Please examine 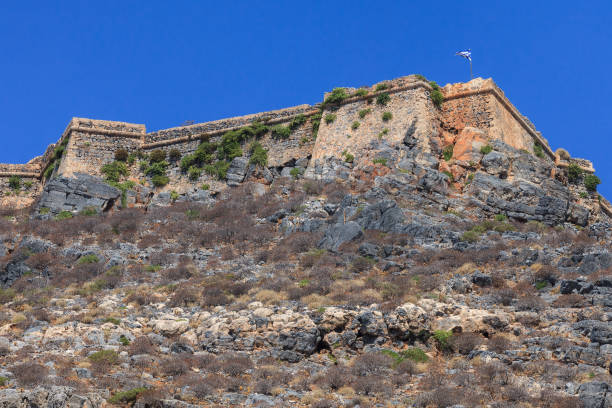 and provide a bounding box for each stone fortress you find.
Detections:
[0,74,608,224]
